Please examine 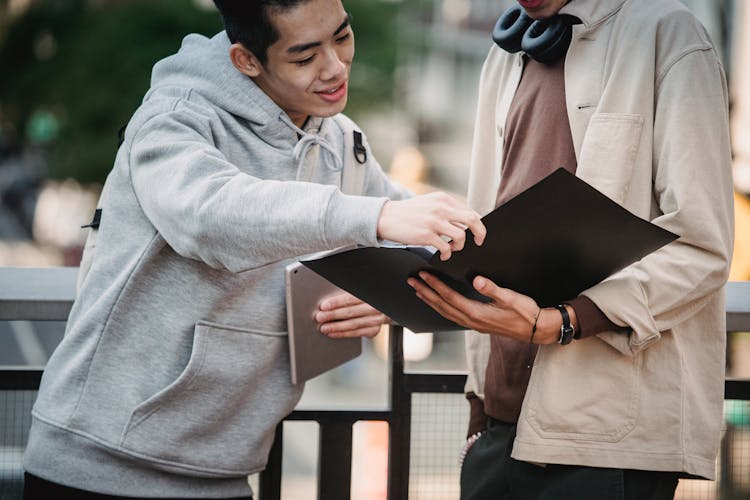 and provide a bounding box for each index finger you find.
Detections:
[417,271,478,311]
[449,209,486,247]
[319,291,363,311]
[466,216,487,246]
